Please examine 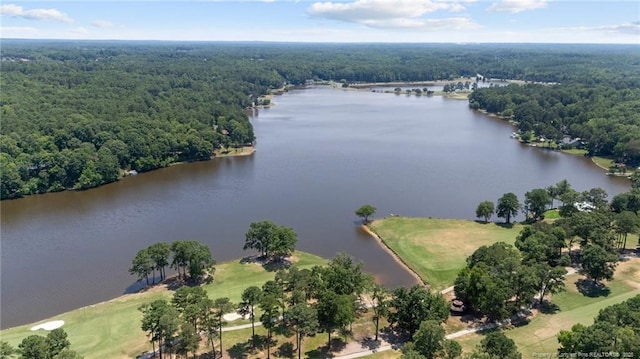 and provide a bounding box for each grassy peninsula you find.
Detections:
[369,217,523,290]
